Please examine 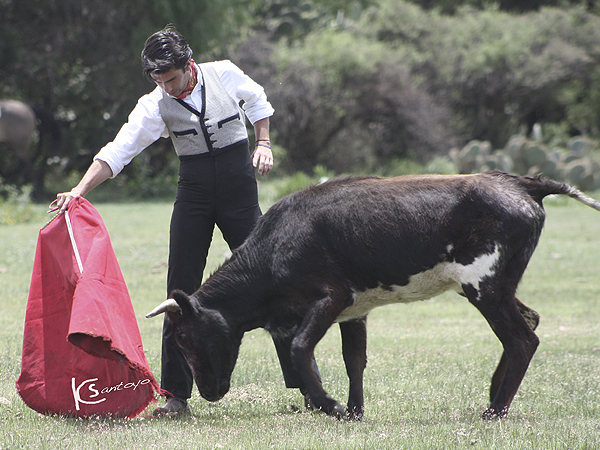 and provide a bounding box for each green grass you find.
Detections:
[0,193,599,449]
